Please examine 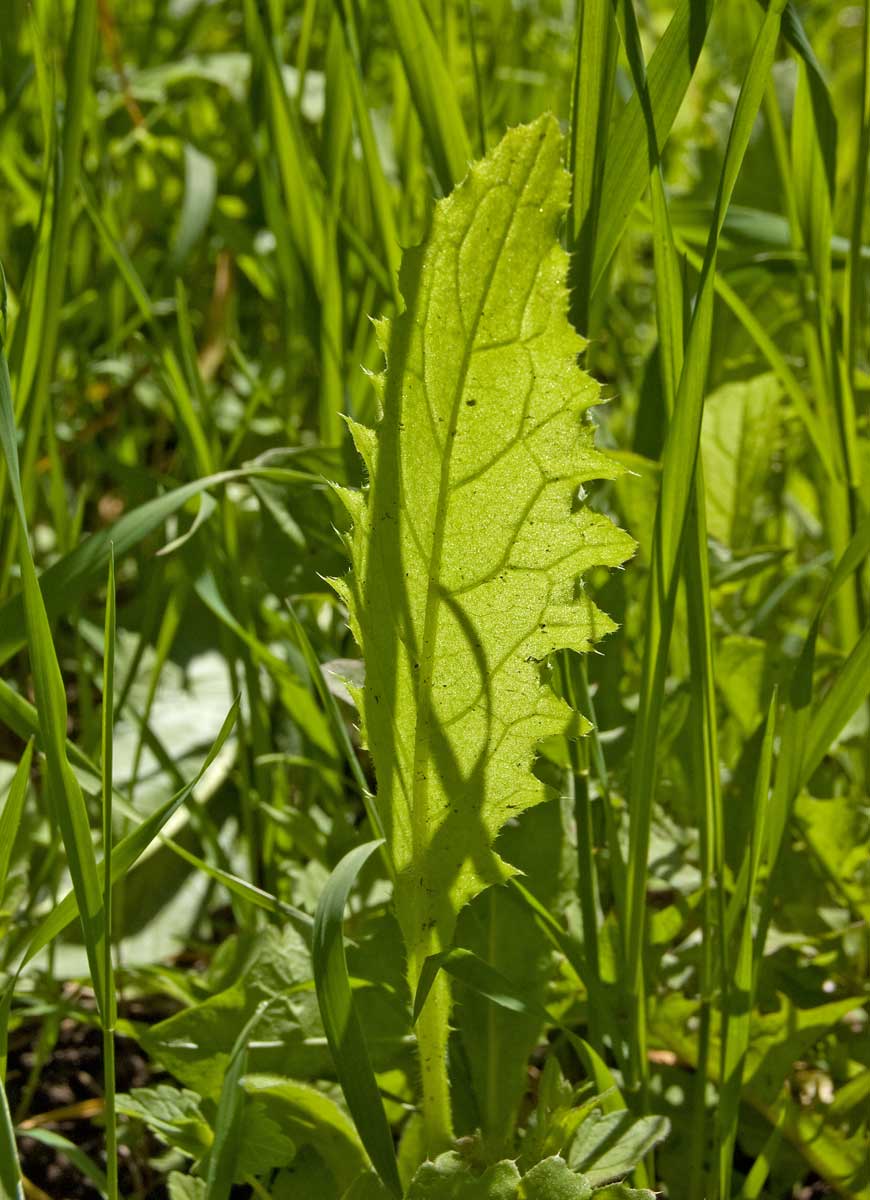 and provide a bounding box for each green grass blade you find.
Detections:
[0,1081,23,1200]
[0,466,317,667]
[312,840,401,1197]
[242,0,326,292]
[19,699,240,969]
[591,0,832,295]
[284,600,387,848]
[0,334,108,1022]
[205,998,273,1200]
[592,0,713,292]
[462,0,486,155]
[148,834,313,937]
[101,548,118,1200]
[799,628,870,788]
[737,1111,786,1200]
[79,180,214,477]
[843,0,870,387]
[665,226,835,478]
[0,738,33,908]
[718,695,776,1200]
[13,1128,107,1195]
[334,1,401,304]
[623,0,790,1098]
[18,0,97,497]
[412,946,632,1119]
[612,1,724,1181]
[382,0,471,193]
[192,570,334,753]
[566,0,618,330]
[764,513,870,871]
